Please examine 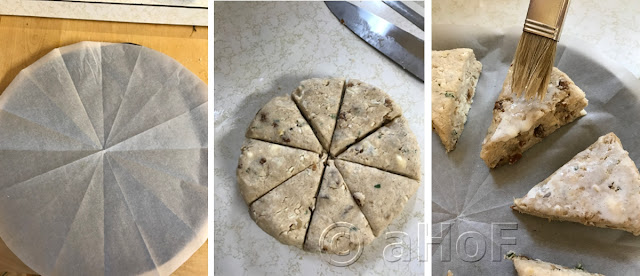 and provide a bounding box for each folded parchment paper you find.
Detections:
[0,42,208,276]
[432,25,640,275]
